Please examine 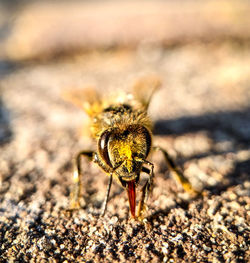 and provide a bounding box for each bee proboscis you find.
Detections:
[65,75,198,220]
